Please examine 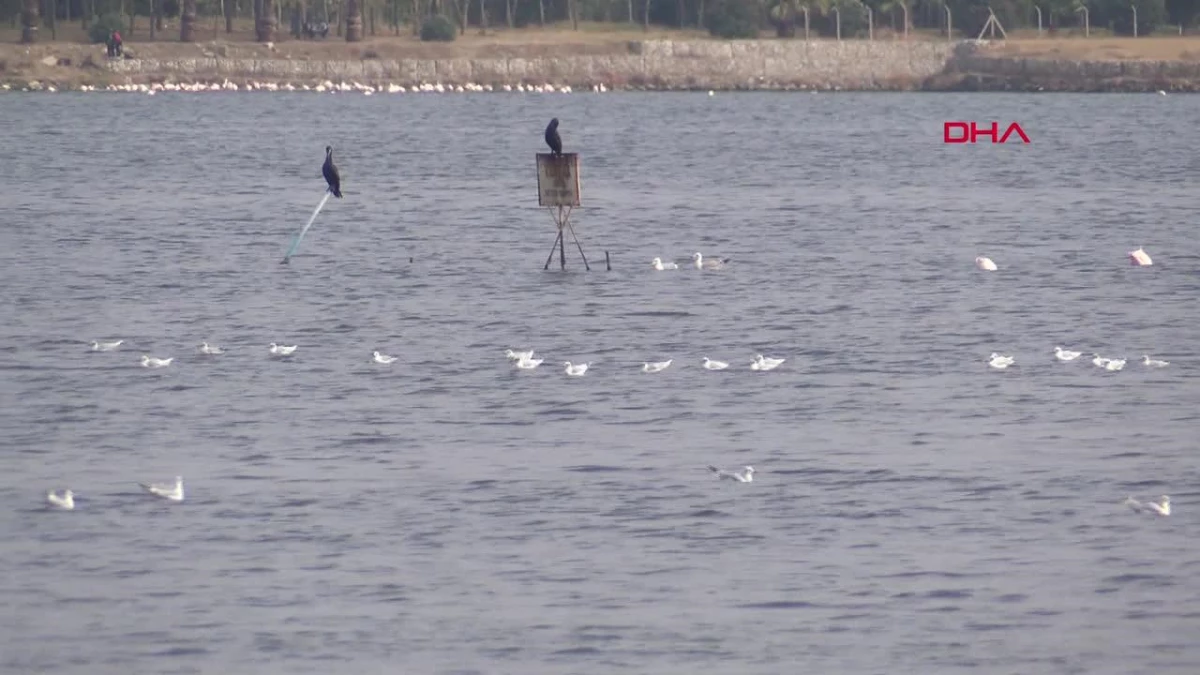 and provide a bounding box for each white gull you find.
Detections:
[46,488,75,510]
[988,353,1015,370]
[564,361,591,376]
[975,256,998,271]
[1143,355,1169,368]
[1128,247,1153,266]
[515,356,544,369]
[373,351,397,364]
[708,465,754,483]
[91,339,123,351]
[1054,346,1081,361]
[198,342,225,355]
[269,343,298,356]
[140,355,173,368]
[1124,494,1169,516]
[702,357,729,371]
[651,257,678,271]
[140,476,185,502]
[642,359,672,373]
[752,354,785,370]
[692,252,730,270]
